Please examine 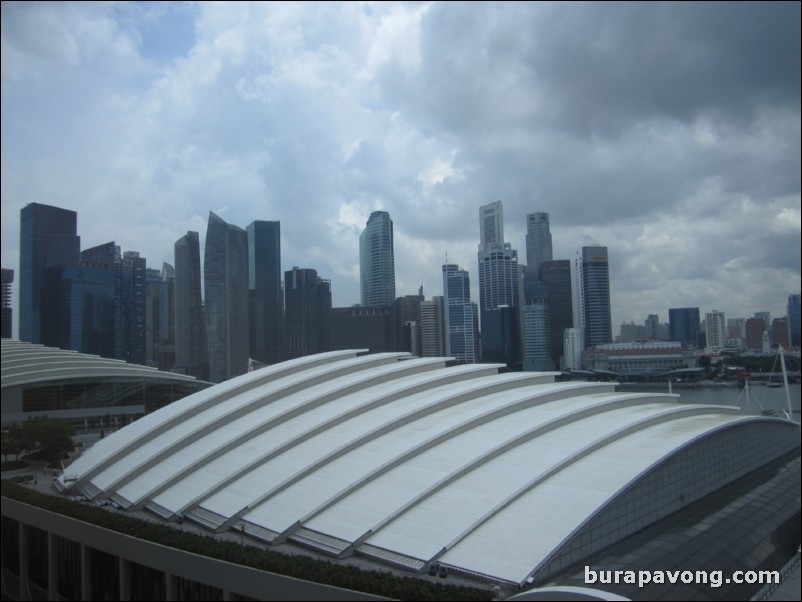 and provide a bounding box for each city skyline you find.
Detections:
[2,3,799,332]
